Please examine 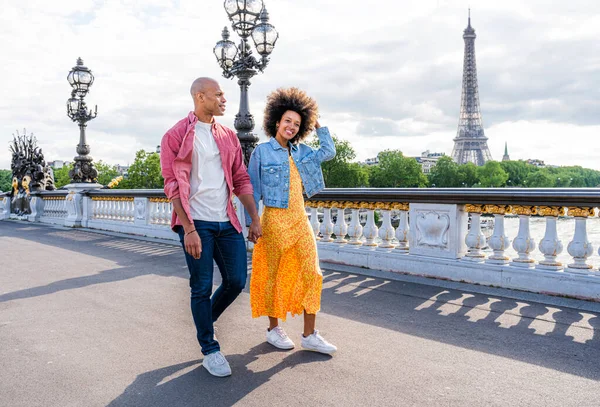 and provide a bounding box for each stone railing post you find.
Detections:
[464,204,487,262]
[319,203,335,242]
[537,206,565,271]
[362,204,379,248]
[378,204,396,249]
[485,205,510,265]
[566,207,595,274]
[394,203,410,252]
[332,202,348,244]
[309,206,320,240]
[347,206,363,245]
[511,205,537,268]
